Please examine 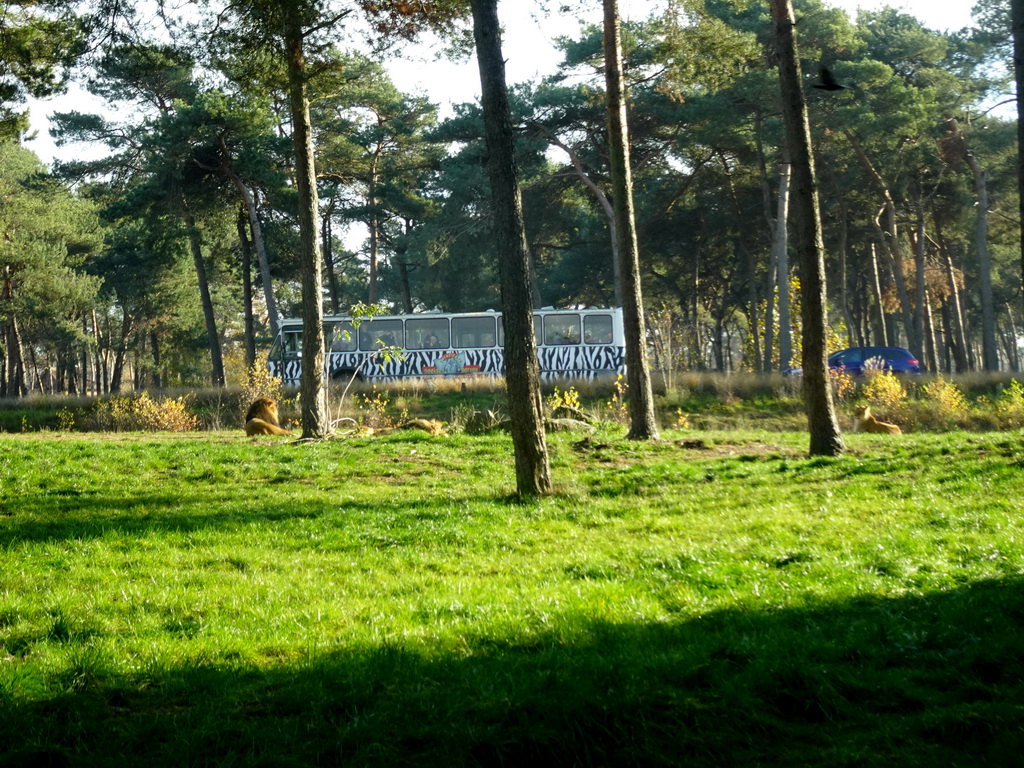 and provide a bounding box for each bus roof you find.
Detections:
[277,307,621,331]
